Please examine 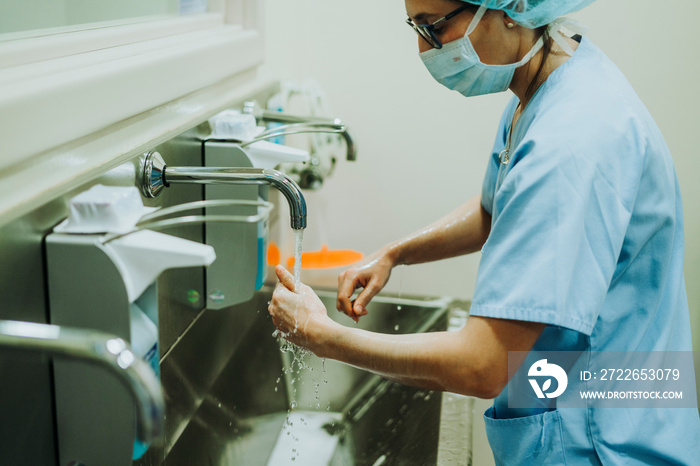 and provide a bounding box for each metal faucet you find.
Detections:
[242,100,357,162]
[141,151,307,230]
[0,319,164,444]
